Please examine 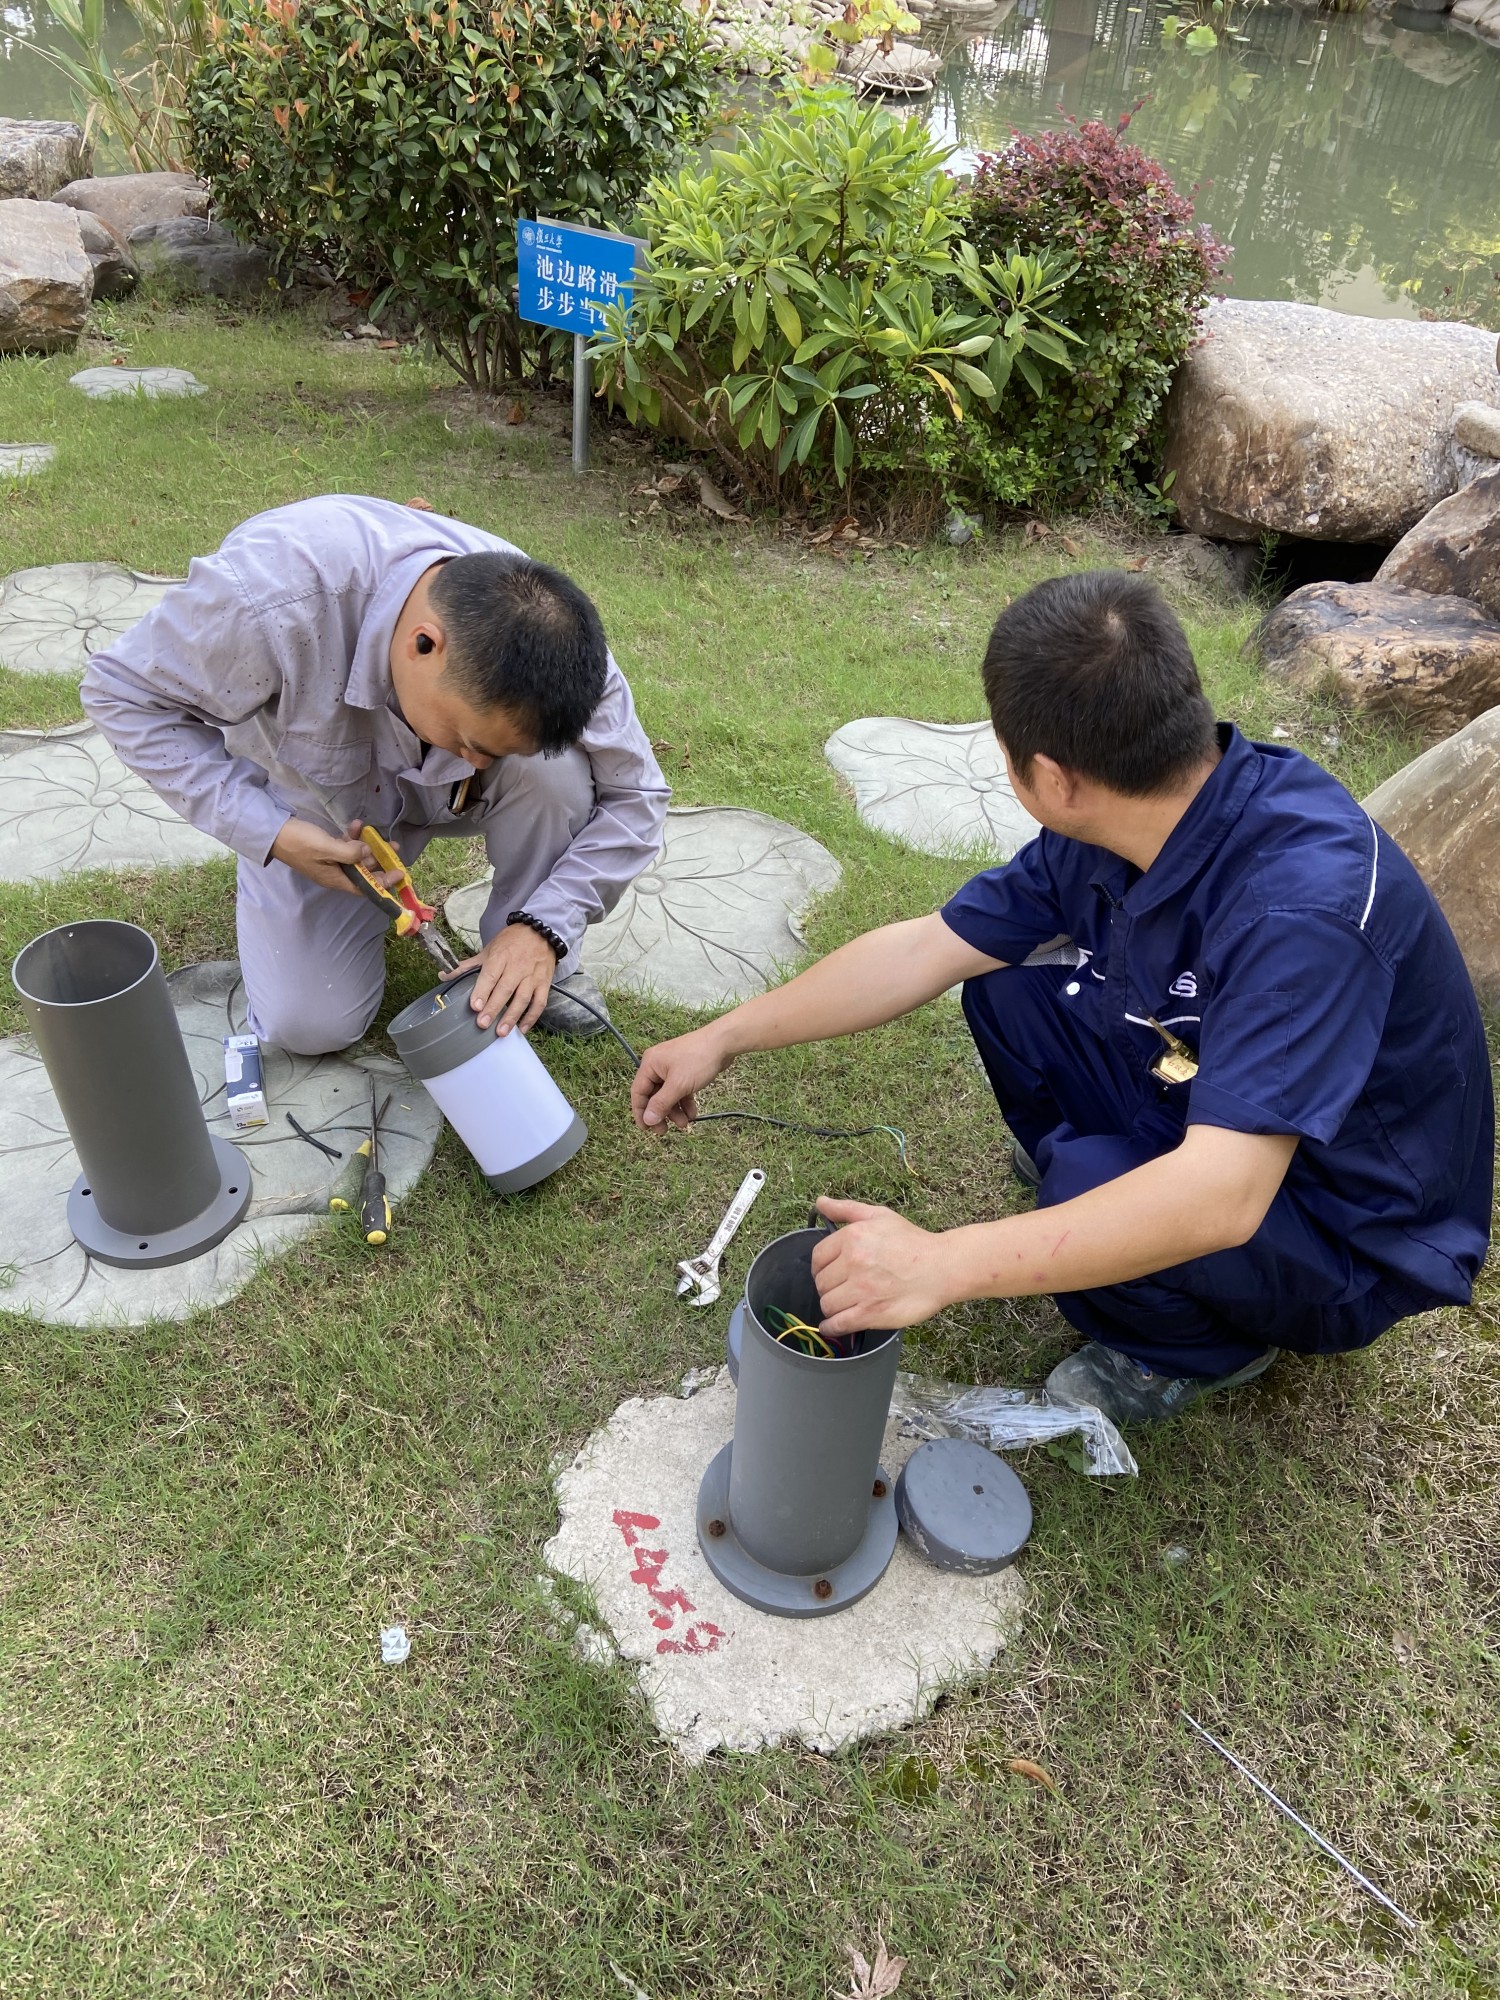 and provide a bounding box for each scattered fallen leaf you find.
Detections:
[404,496,435,511]
[110,354,126,365]
[1061,534,1083,557]
[506,400,527,425]
[656,472,684,496]
[843,1934,907,1999]
[1023,518,1051,544]
[1005,1756,1057,1793]
[1125,554,1151,572]
[650,739,675,757]
[378,338,399,350]
[694,470,747,521]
